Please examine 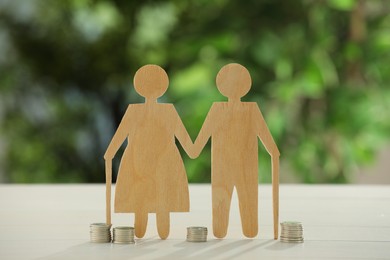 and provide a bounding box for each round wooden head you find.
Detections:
[216,63,251,100]
[134,64,169,100]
